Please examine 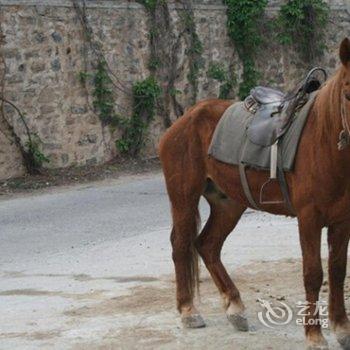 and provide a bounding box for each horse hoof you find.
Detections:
[306,339,329,350]
[181,314,206,329]
[305,333,329,350]
[227,313,249,332]
[337,334,350,350]
[306,346,329,350]
[306,345,329,350]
